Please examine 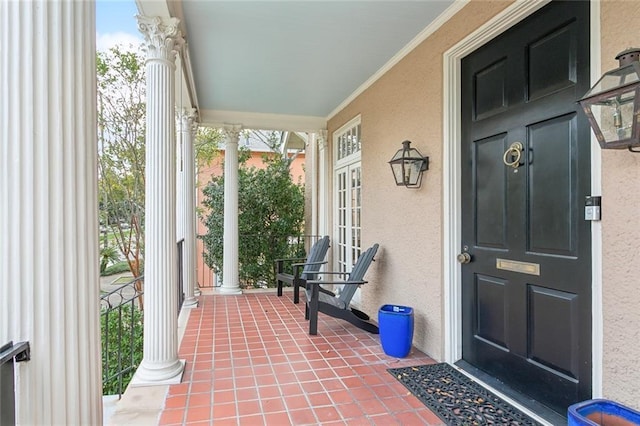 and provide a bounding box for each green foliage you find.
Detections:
[101,304,143,395]
[195,126,223,168]
[100,246,120,273]
[101,261,132,277]
[200,137,305,287]
[97,46,146,278]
